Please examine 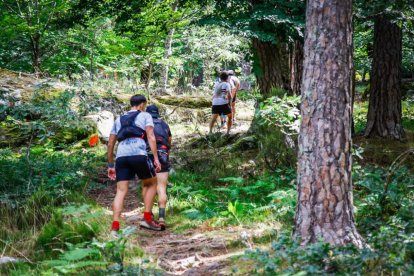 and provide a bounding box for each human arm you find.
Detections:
[146,125,161,172]
[107,134,117,180]
[226,83,232,104]
[235,77,240,91]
